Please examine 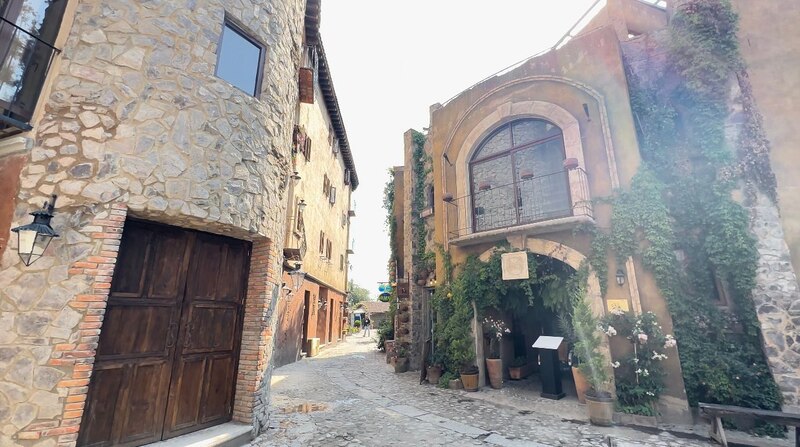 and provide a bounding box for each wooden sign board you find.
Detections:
[501,252,529,280]
[606,299,630,313]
